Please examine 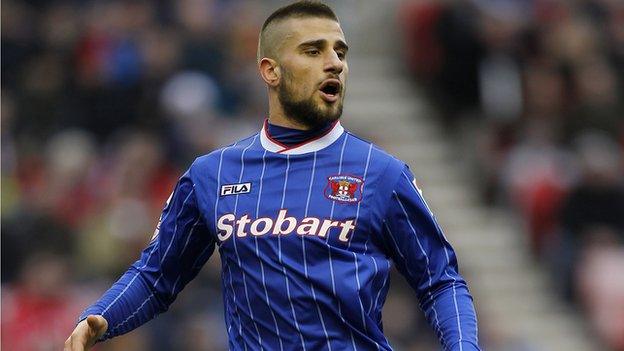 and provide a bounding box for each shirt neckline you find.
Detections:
[259,119,344,155]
